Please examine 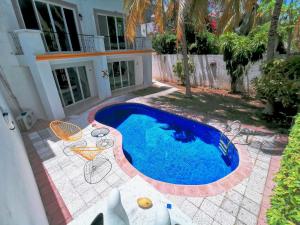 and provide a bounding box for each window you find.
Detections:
[117,17,125,49]
[64,8,80,51]
[17,0,39,29]
[50,4,71,51]
[97,14,126,50]
[53,66,91,107]
[35,1,59,51]
[97,15,110,50]
[19,0,80,52]
[107,16,118,50]
[108,60,135,91]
